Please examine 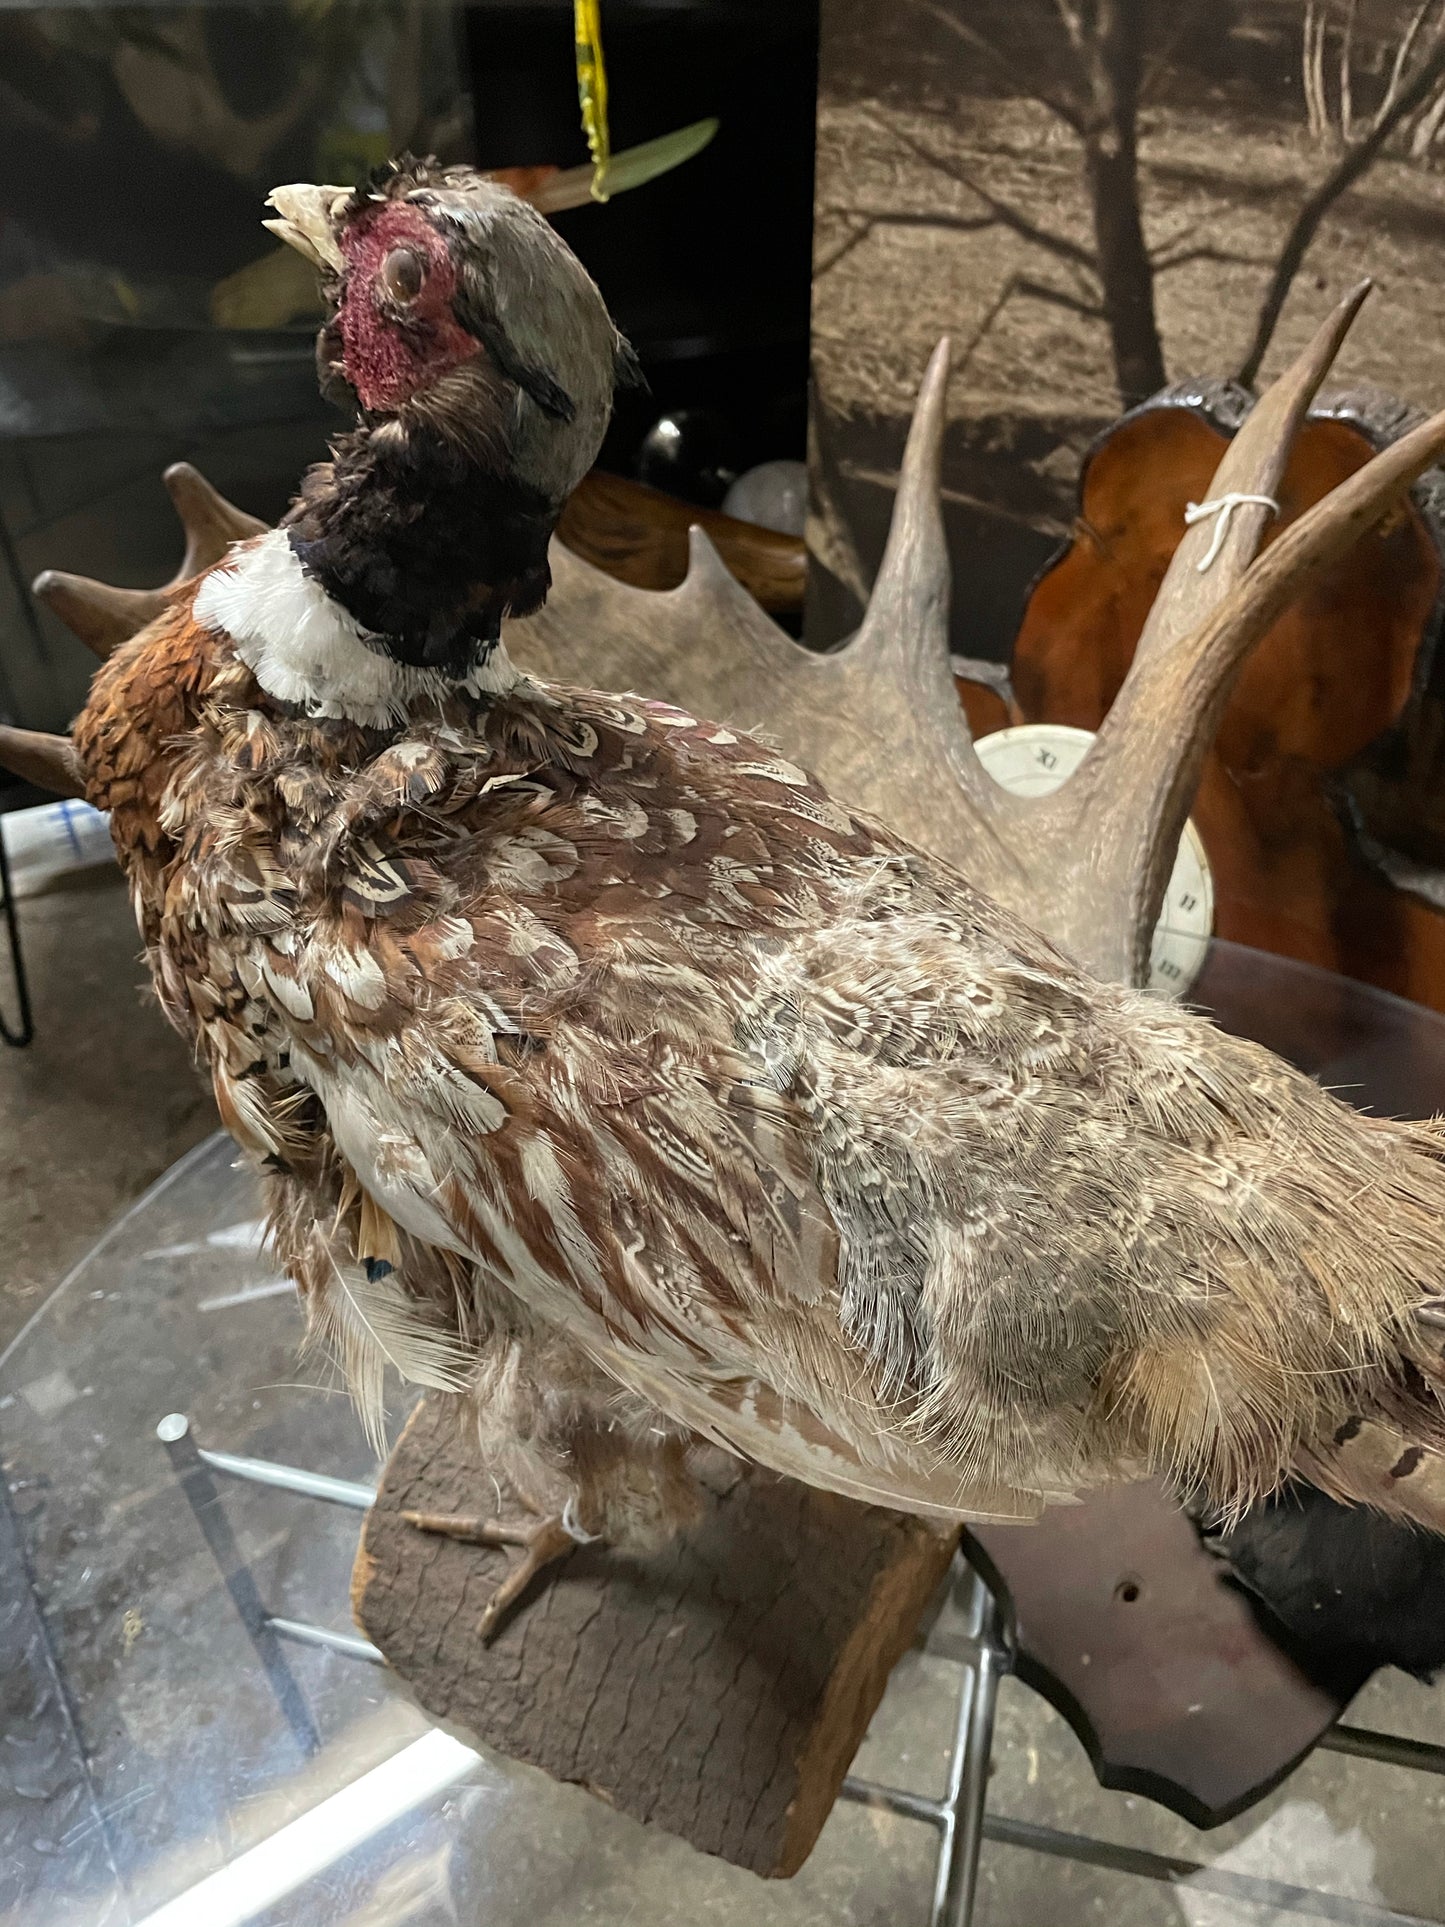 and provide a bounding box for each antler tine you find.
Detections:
[164,462,267,579]
[852,336,955,658]
[1058,396,1445,983]
[1188,401,1445,690]
[32,464,266,661]
[0,726,85,799]
[1026,283,1392,983]
[848,336,1004,825]
[1131,279,1373,668]
[30,573,167,661]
